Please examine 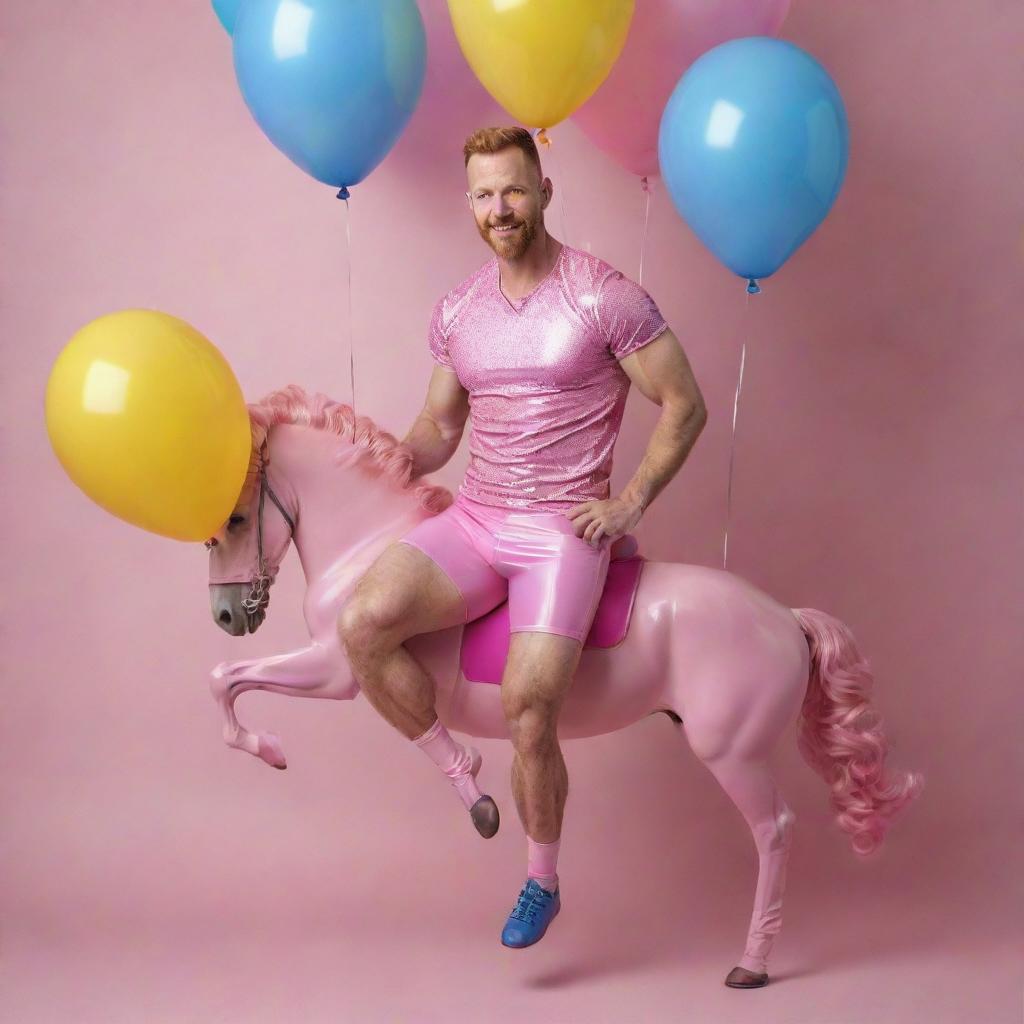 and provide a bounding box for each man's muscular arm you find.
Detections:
[403,365,470,480]
[617,328,707,513]
[565,329,707,545]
